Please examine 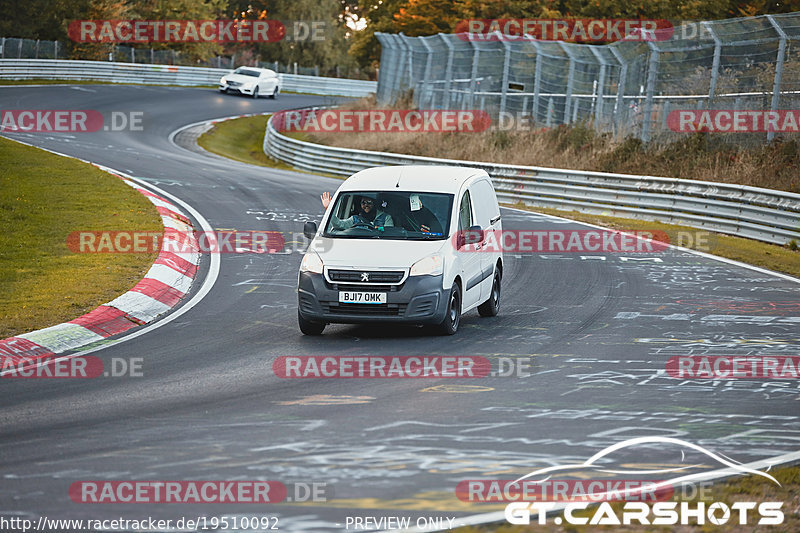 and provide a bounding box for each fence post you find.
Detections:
[499,40,512,118]
[766,15,788,143]
[131,47,135,63]
[18,39,22,58]
[54,40,57,59]
[441,34,455,109]
[588,46,607,125]
[35,39,39,59]
[151,48,154,64]
[559,43,576,125]
[1,38,5,59]
[703,21,721,108]
[641,41,660,143]
[609,46,627,136]
[468,39,480,109]
[420,37,435,108]
[531,40,542,124]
